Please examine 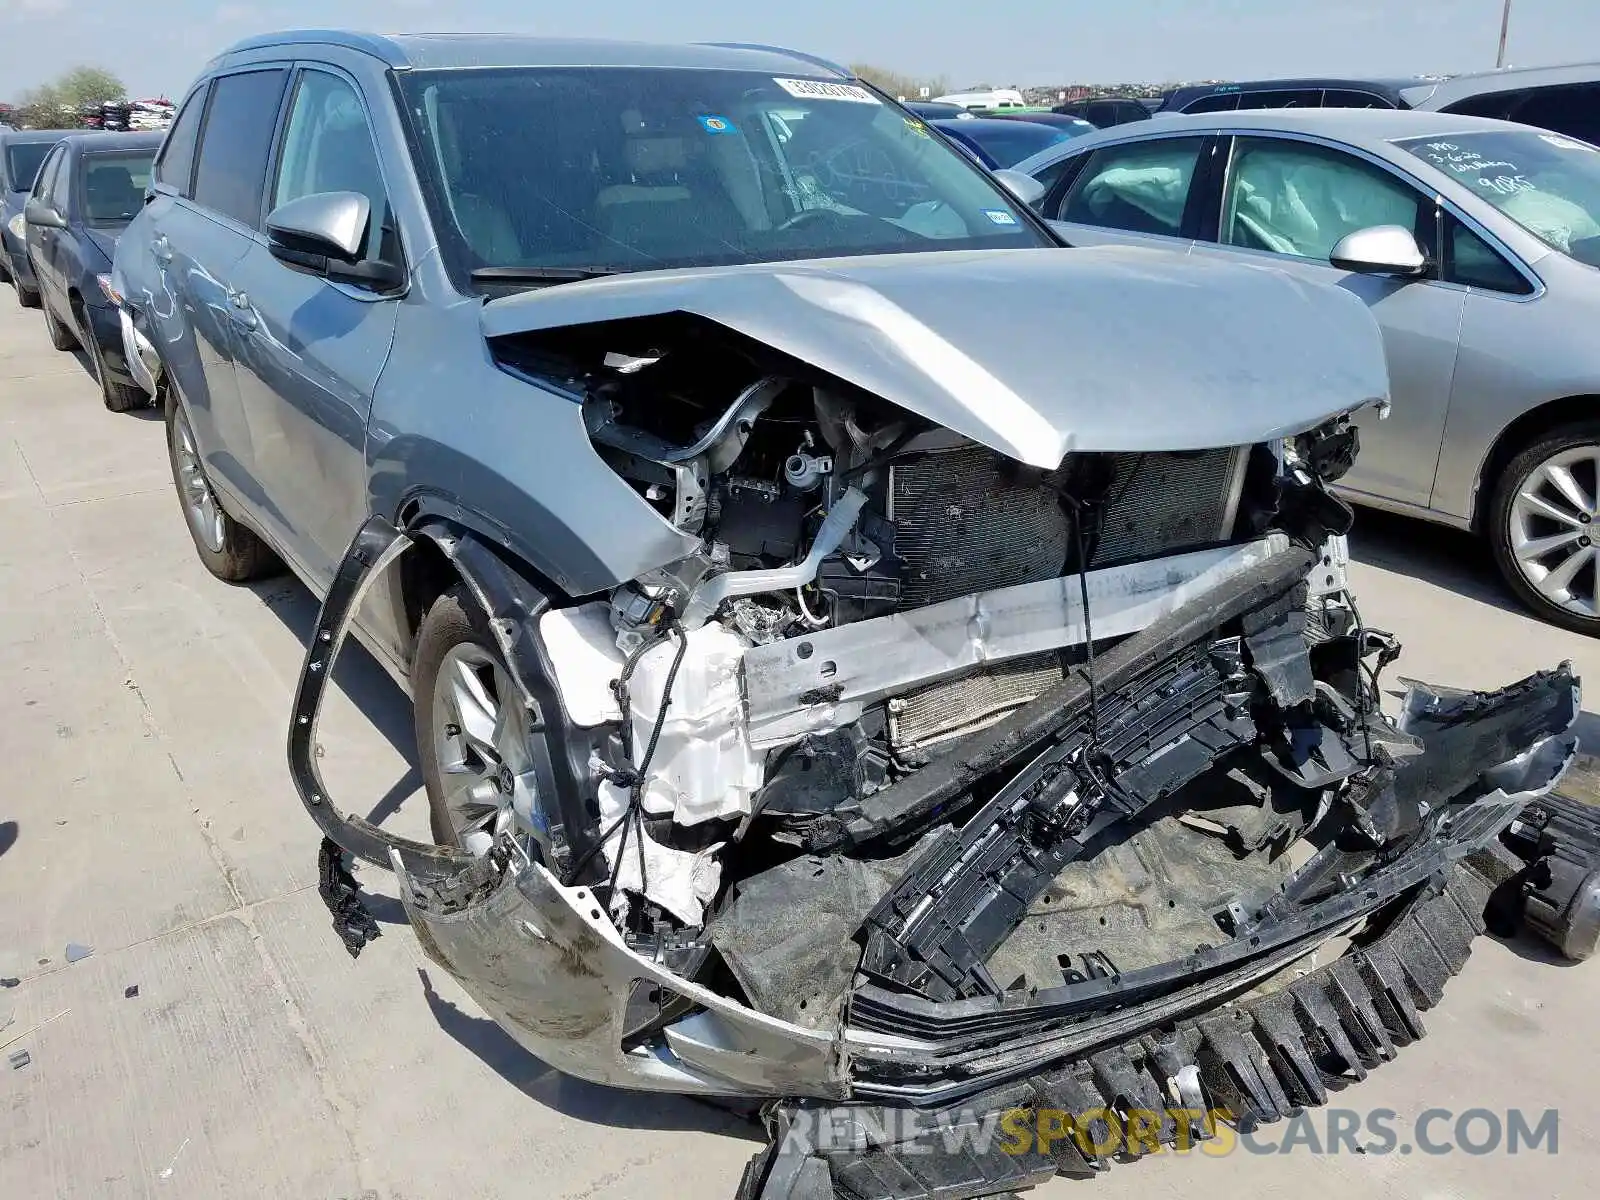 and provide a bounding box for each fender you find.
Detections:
[288,516,605,879]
